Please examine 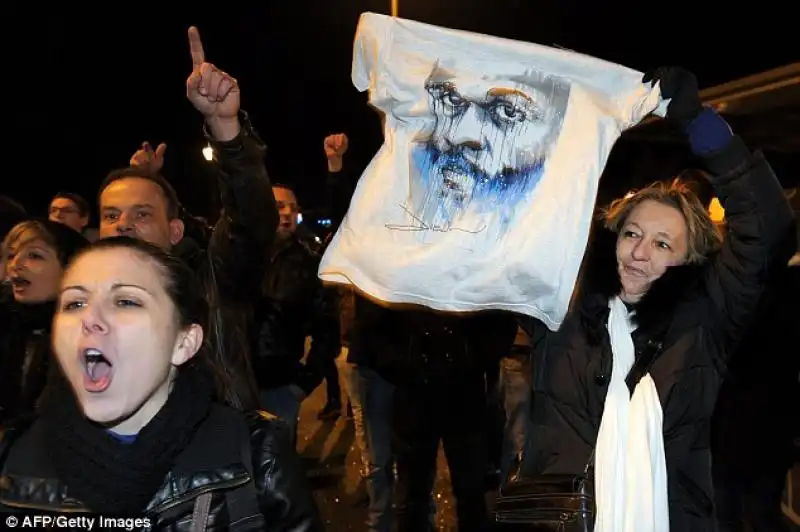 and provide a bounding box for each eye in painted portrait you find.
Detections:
[391,63,571,236]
